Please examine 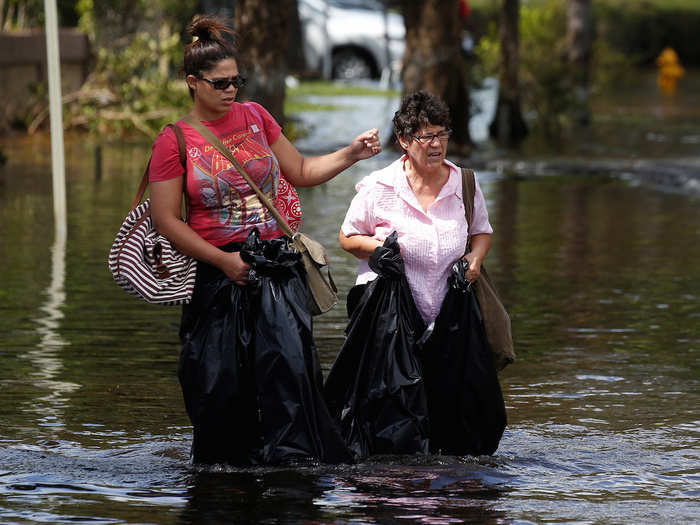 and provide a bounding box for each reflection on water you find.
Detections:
[25,223,81,433]
[0,132,698,523]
